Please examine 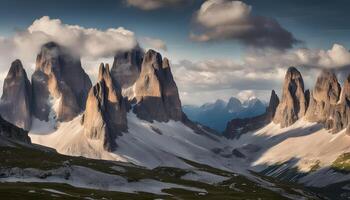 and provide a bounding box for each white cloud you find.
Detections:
[28,16,137,58]
[140,37,167,51]
[238,90,256,101]
[173,44,350,105]
[0,16,138,84]
[191,0,299,50]
[126,0,188,10]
